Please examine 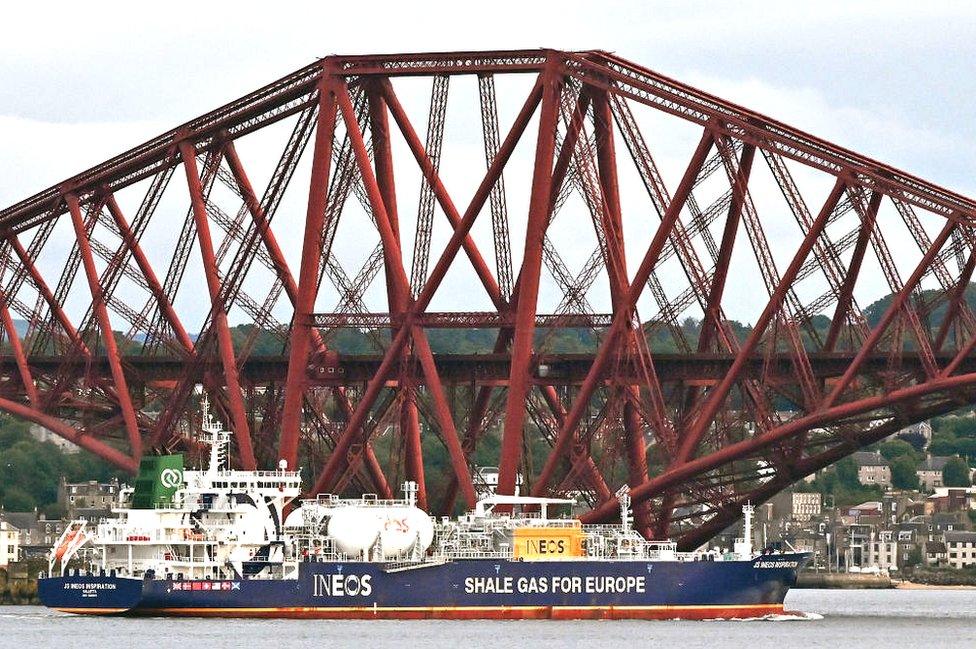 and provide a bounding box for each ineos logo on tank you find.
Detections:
[160,469,183,488]
[312,573,373,597]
